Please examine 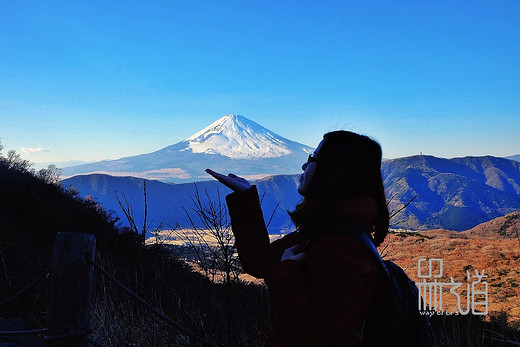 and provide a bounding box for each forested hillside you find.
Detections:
[382,155,520,230]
